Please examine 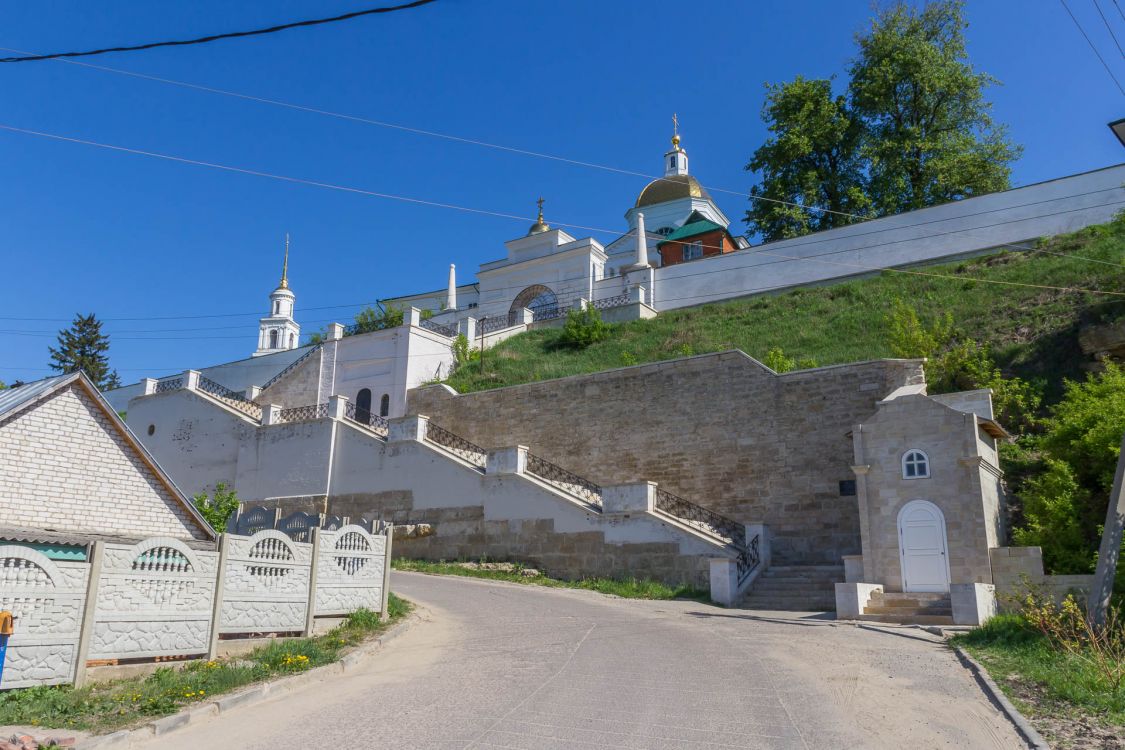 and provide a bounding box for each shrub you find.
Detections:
[192,483,239,532]
[559,306,610,349]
